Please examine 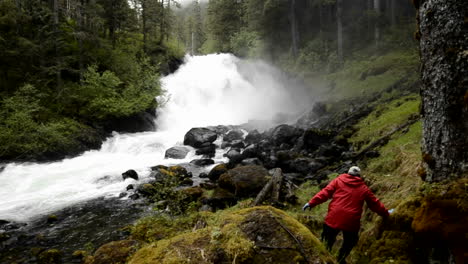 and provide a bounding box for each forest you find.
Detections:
[0,0,466,264]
